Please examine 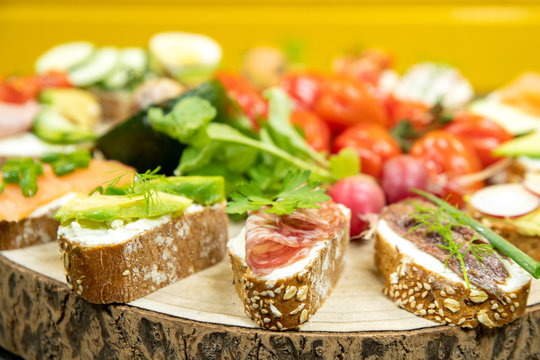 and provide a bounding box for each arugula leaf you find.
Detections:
[176,142,218,174]
[149,96,216,146]
[206,123,333,181]
[226,169,331,215]
[264,88,328,166]
[329,148,360,179]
